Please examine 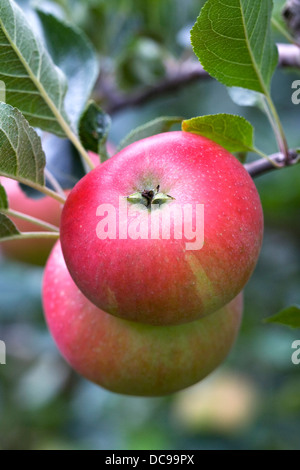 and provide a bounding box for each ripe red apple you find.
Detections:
[43,241,243,397]
[60,131,263,325]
